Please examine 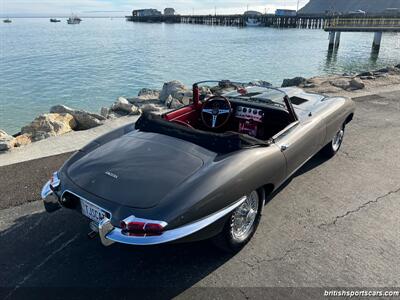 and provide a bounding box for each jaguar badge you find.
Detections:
[105,171,118,179]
